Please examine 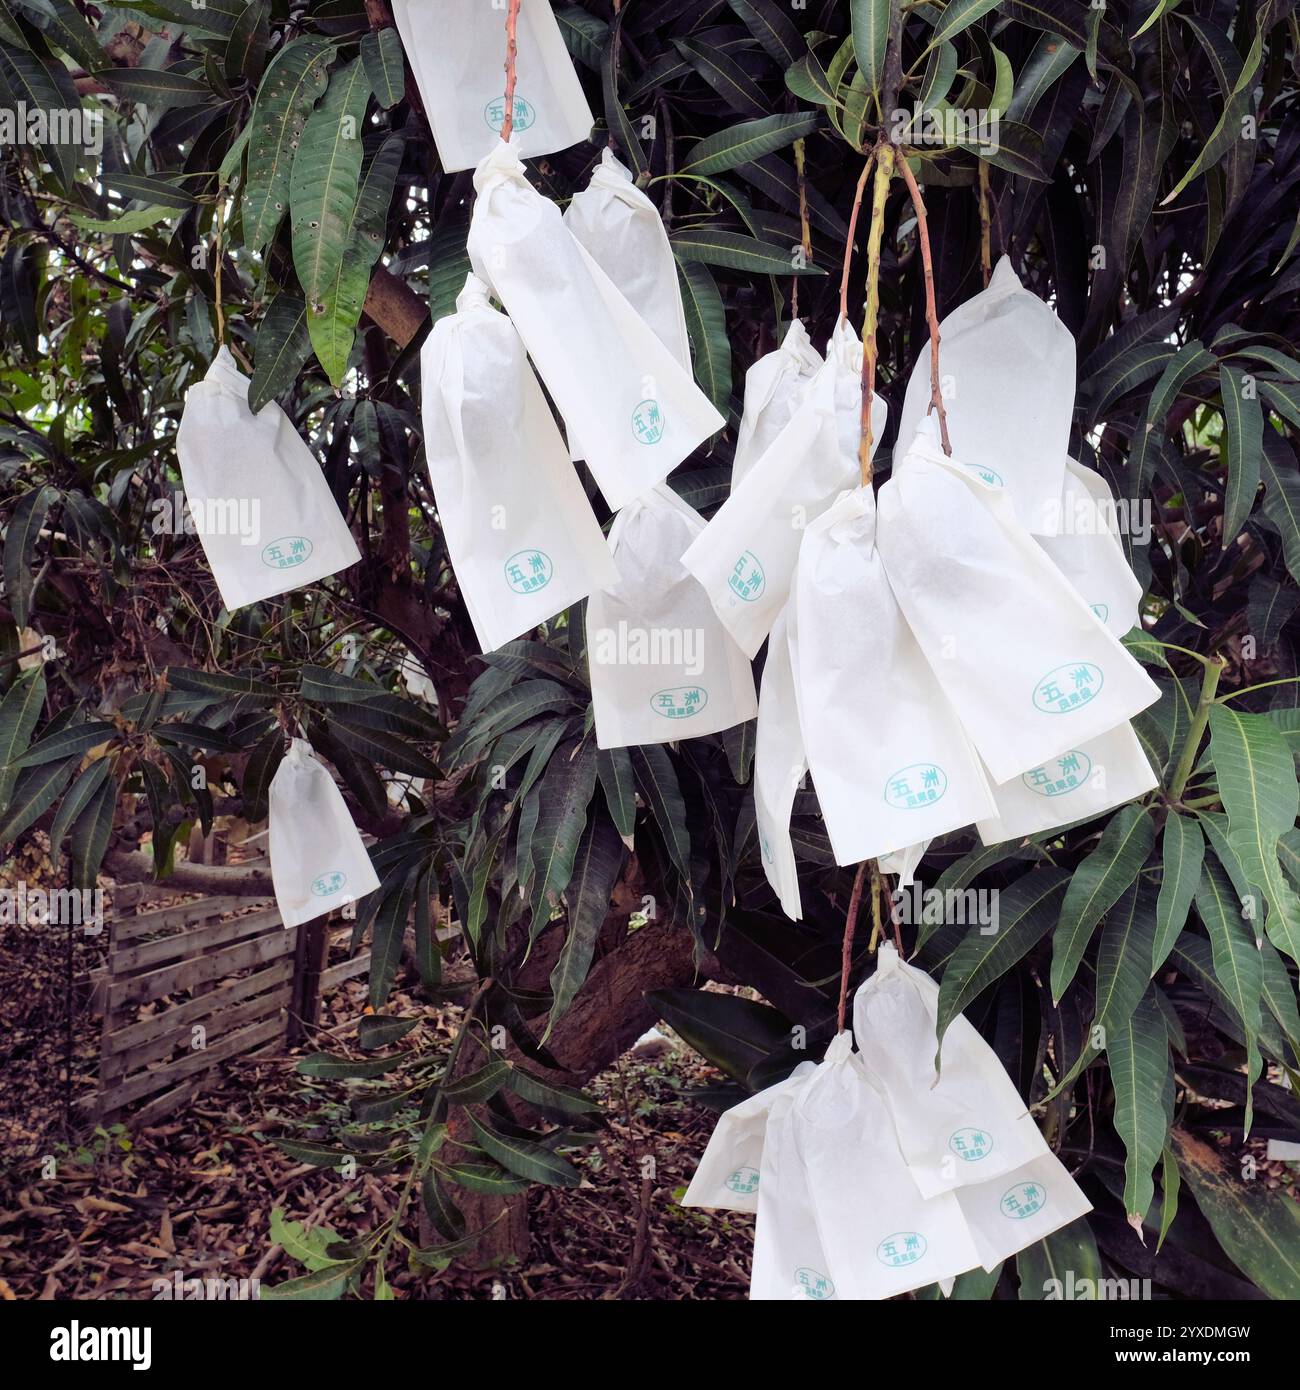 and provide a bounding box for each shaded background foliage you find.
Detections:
[2,0,1300,1297]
